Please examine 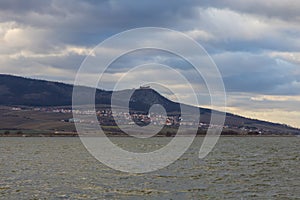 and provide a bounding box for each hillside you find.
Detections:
[0,74,299,135]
